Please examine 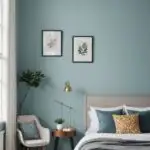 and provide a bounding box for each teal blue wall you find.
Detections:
[17,0,150,149]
